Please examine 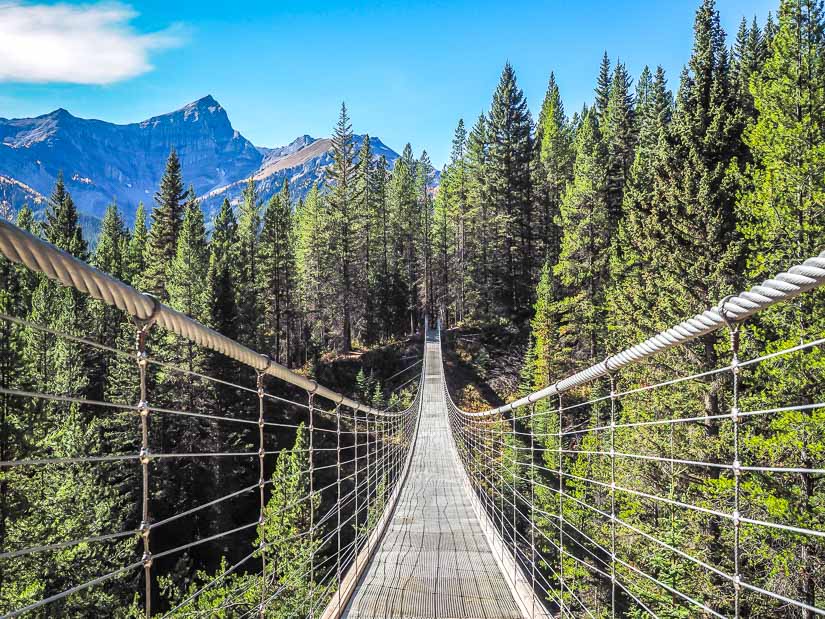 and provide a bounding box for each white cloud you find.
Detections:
[0,2,185,84]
